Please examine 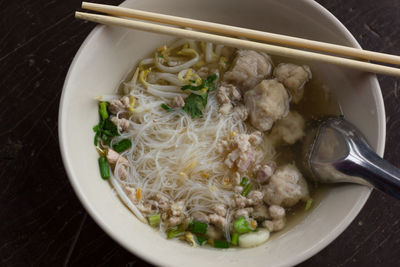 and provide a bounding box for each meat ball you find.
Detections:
[273,63,311,103]
[244,79,289,131]
[263,164,309,207]
[269,111,305,145]
[223,50,272,91]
